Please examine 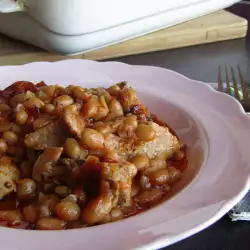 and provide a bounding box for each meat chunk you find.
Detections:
[117,161,137,206]
[103,161,137,207]
[33,147,63,181]
[81,181,113,225]
[81,160,137,225]
[0,163,20,198]
[63,105,85,138]
[105,122,181,160]
[24,120,67,150]
[134,122,181,159]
